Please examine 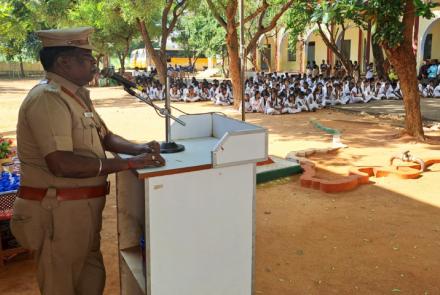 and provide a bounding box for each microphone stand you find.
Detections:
[122,82,185,154]
[160,74,185,153]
